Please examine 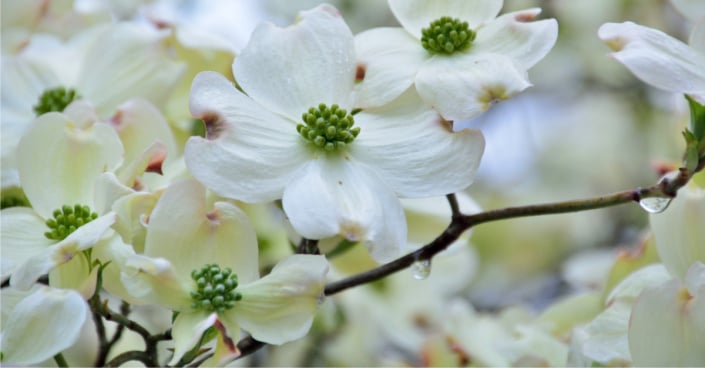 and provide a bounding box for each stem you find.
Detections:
[106,351,153,367]
[296,237,320,255]
[324,176,688,296]
[53,353,68,367]
[236,336,266,359]
[89,294,109,366]
[446,193,461,218]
